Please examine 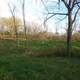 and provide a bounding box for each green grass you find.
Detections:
[0,39,80,80]
[0,56,80,80]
